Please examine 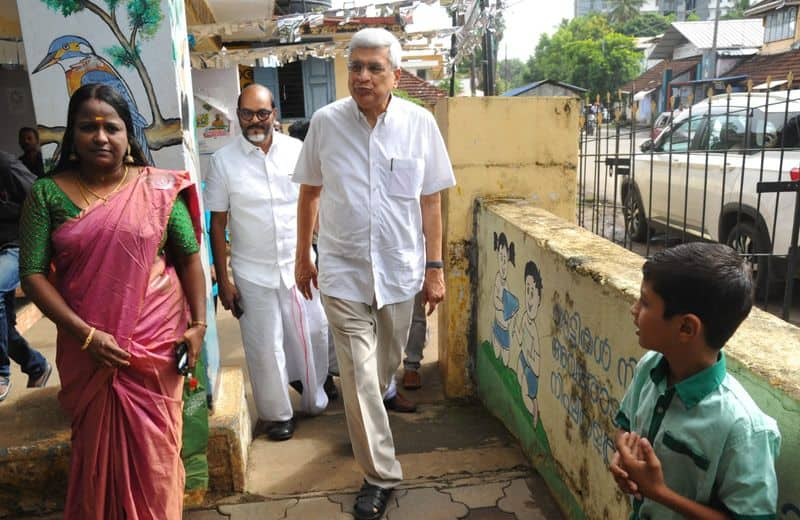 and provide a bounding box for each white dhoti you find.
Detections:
[235,275,329,422]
